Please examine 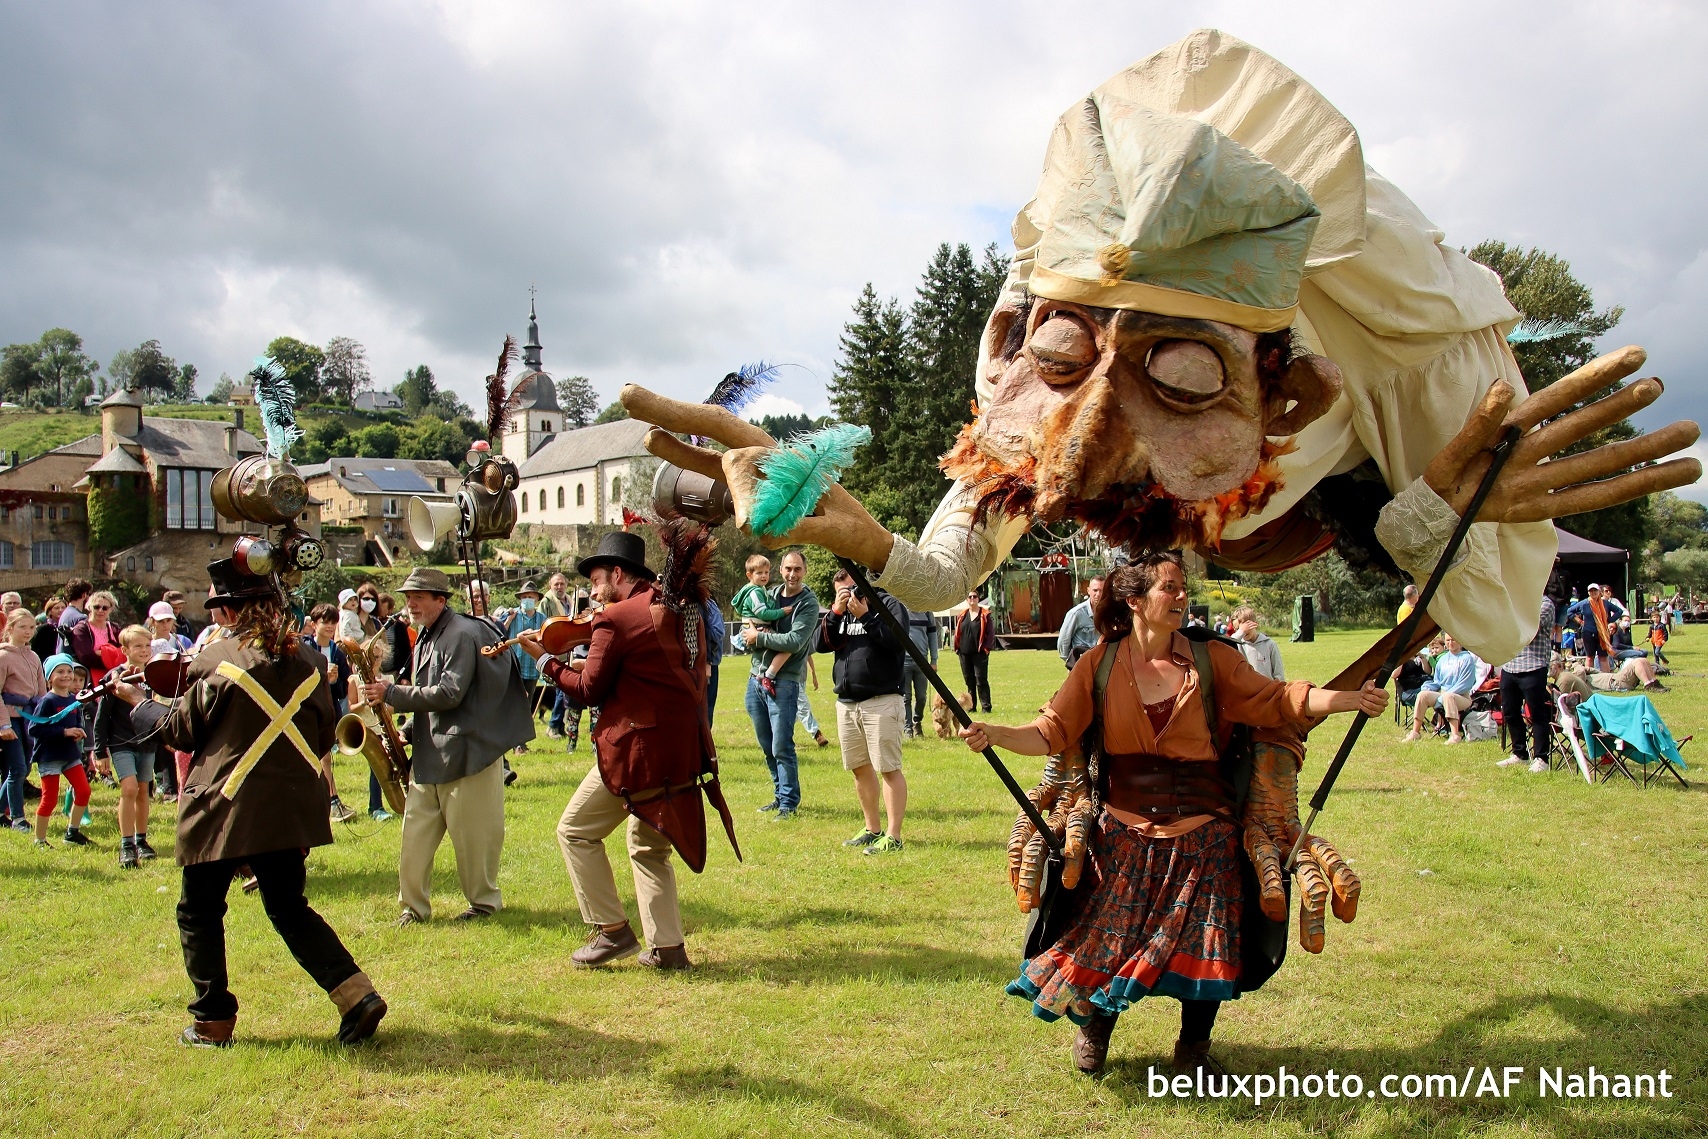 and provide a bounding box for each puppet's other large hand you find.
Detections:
[621,385,897,570]
[1243,740,1360,954]
[1425,347,1701,523]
